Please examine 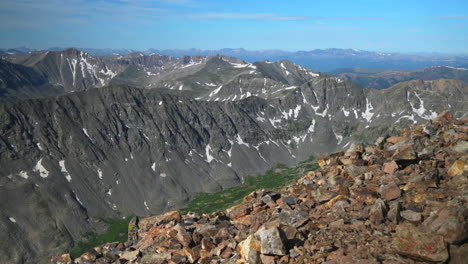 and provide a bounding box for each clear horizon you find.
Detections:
[0,0,467,54]
[2,46,468,57]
